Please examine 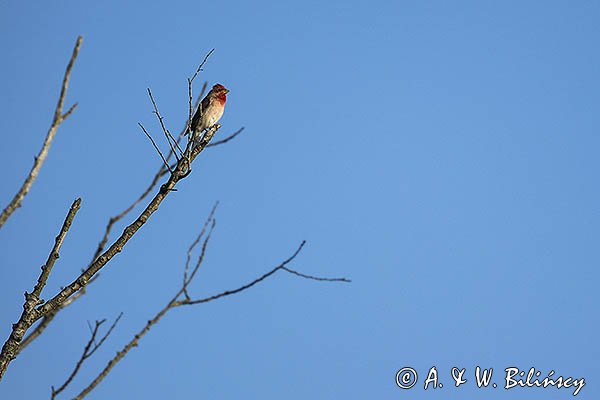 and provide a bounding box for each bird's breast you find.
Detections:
[204,104,224,126]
